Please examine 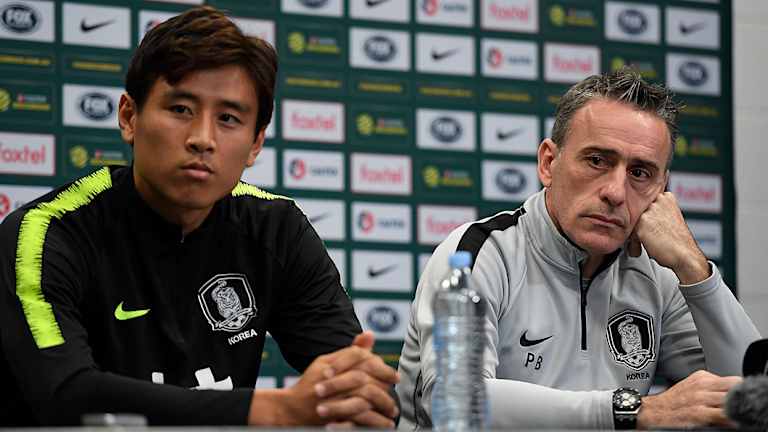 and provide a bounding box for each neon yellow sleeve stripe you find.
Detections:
[15,167,113,349]
[231,182,291,201]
